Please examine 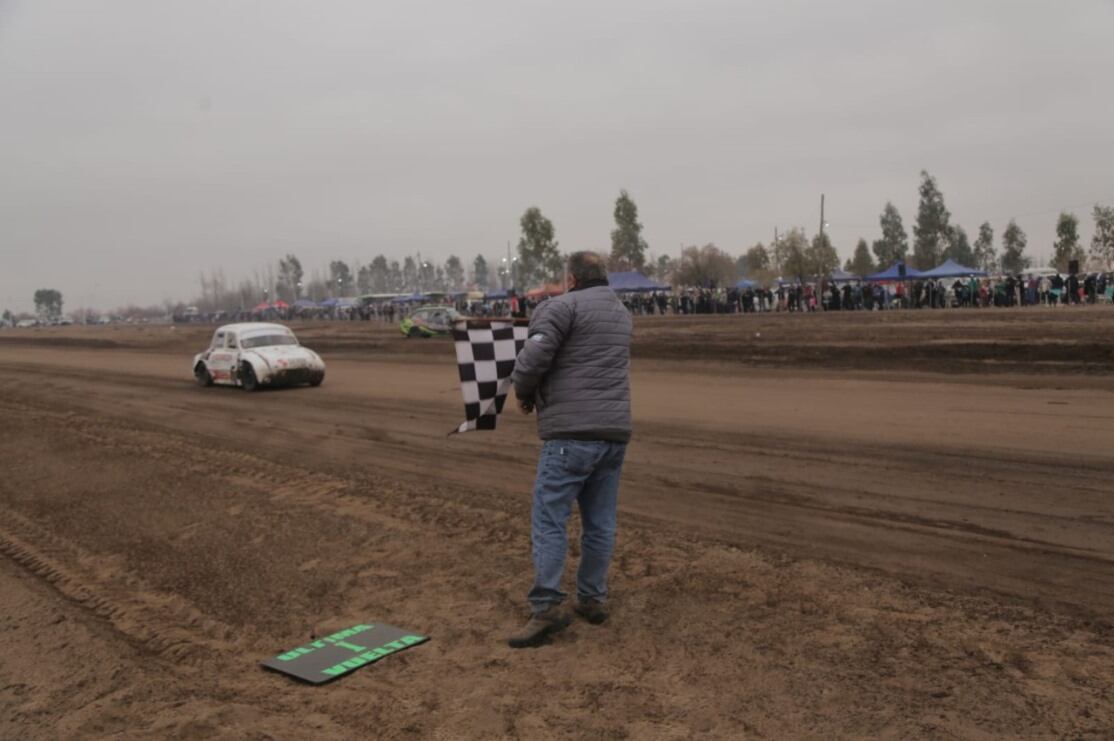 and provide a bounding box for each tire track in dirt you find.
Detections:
[0,507,233,664]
